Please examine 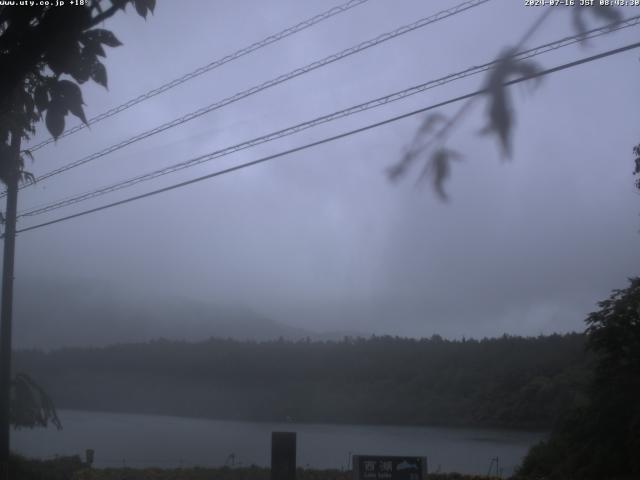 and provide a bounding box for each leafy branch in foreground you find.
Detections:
[391,5,623,198]
[0,0,156,441]
[0,0,155,185]
[477,51,540,158]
